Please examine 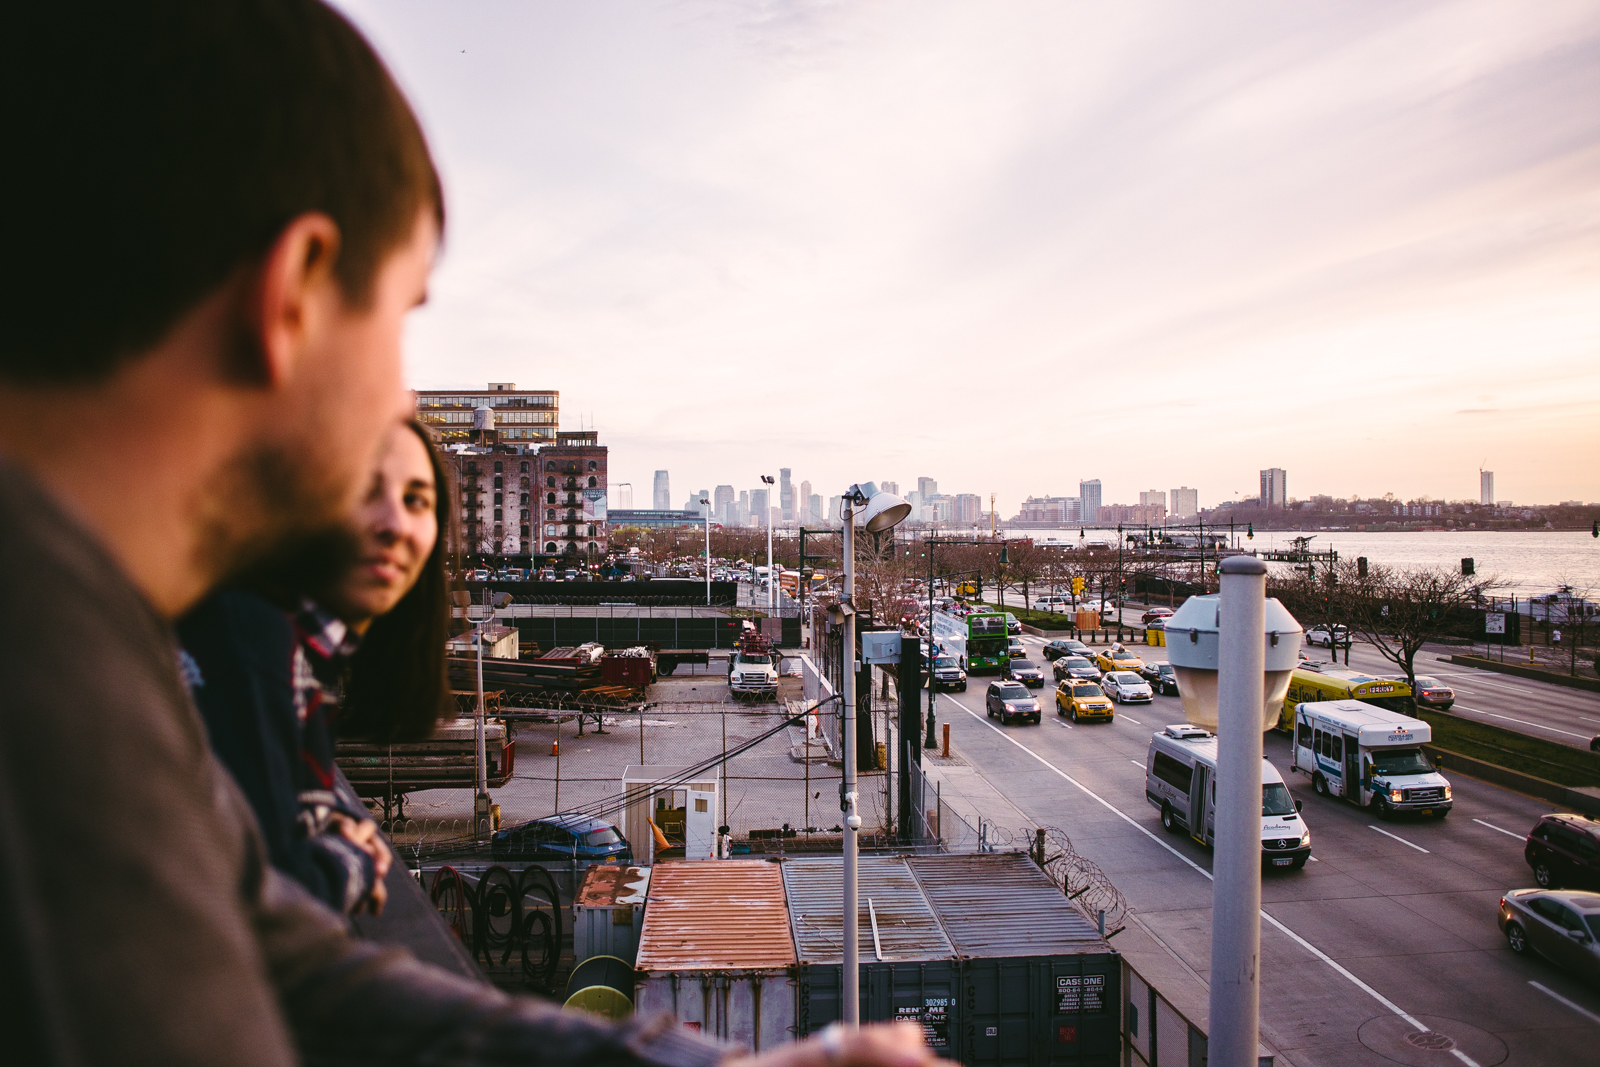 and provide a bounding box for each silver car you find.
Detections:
[1101,670,1153,704]
[1499,888,1600,983]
